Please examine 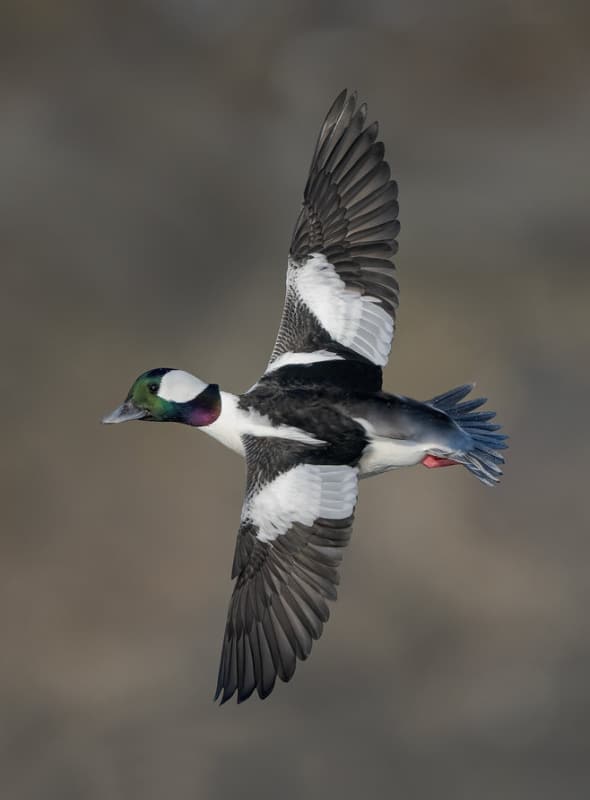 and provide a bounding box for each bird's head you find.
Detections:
[102,368,221,427]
